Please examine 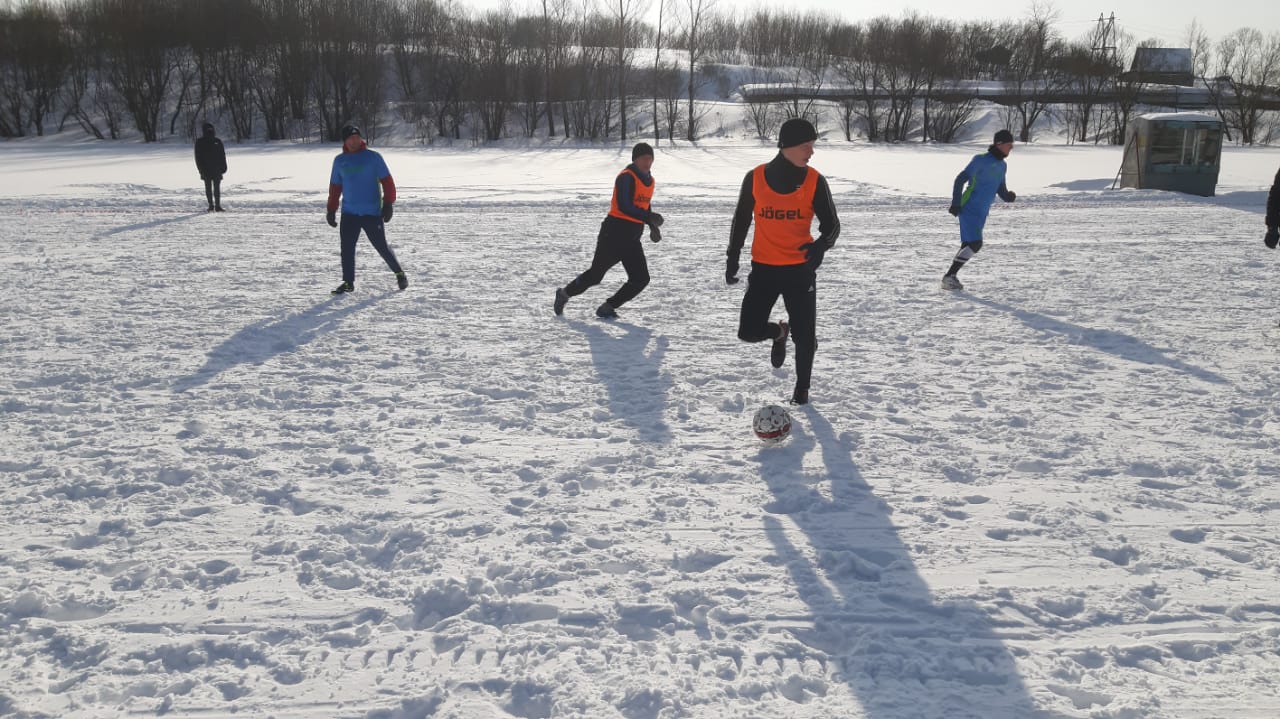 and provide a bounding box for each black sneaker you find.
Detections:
[206,205,215,212]
[771,321,789,368]
[789,388,809,406]
[396,272,408,290]
[554,288,569,316]
[331,281,353,295]
[595,301,617,319]
[214,205,225,212]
